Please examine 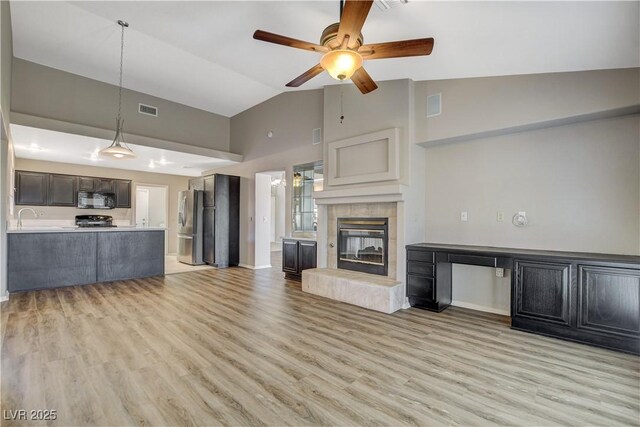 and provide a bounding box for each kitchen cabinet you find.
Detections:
[8,229,164,292]
[15,171,48,206]
[189,177,204,191]
[114,180,131,208]
[48,174,77,206]
[202,174,240,268]
[203,175,215,207]
[406,243,640,354]
[15,171,131,209]
[282,238,317,280]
